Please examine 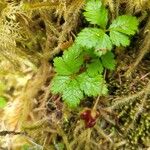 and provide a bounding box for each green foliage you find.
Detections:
[109,15,139,46]
[0,97,7,109]
[76,28,112,55]
[76,0,139,55]
[101,51,116,70]
[54,45,83,75]
[86,59,103,76]
[109,15,139,35]
[83,0,108,28]
[109,31,130,47]
[50,0,139,109]
[78,72,108,97]
[62,79,84,108]
[51,46,108,108]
